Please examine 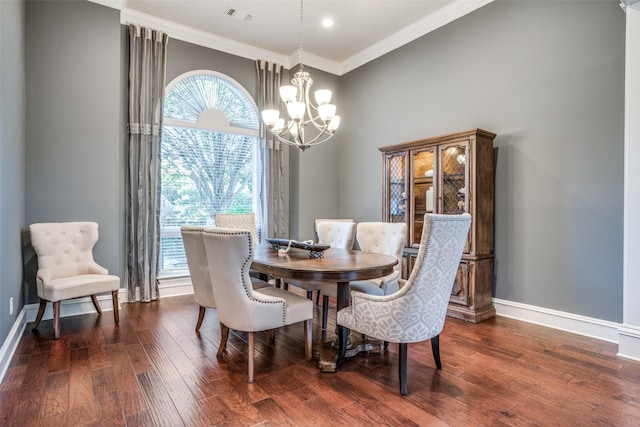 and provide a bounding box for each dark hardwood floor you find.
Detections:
[2,292,640,426]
